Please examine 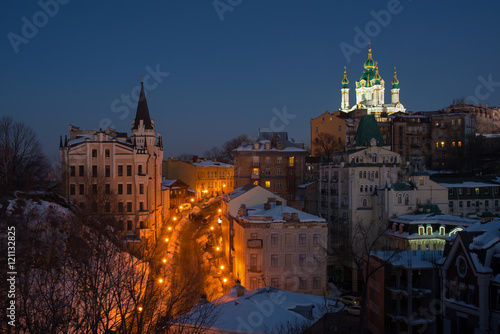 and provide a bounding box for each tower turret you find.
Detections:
[131,80,156,148]
[341,66,350,110]
[391,67,400,104]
